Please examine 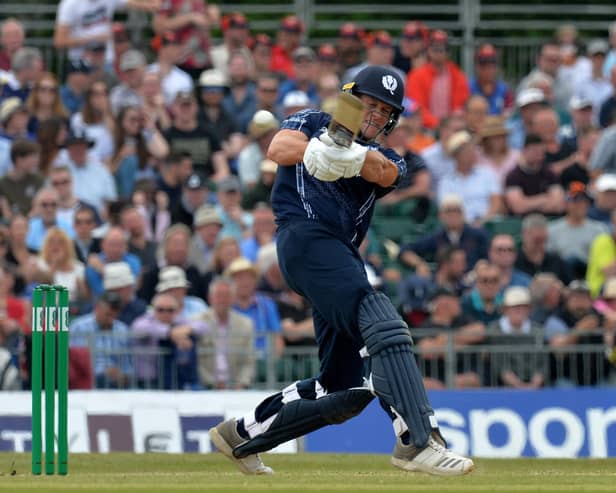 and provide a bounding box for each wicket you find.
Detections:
[31,285,69,476]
